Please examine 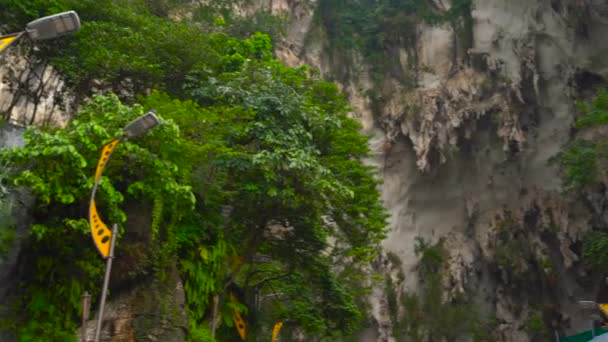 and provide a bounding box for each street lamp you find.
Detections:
[89,110,159,342]
[123,110,160,138]
[25,11,81,40]
[0,11,81,56]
